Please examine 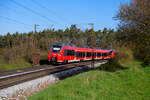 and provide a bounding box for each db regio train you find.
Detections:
[48,43,117,64]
